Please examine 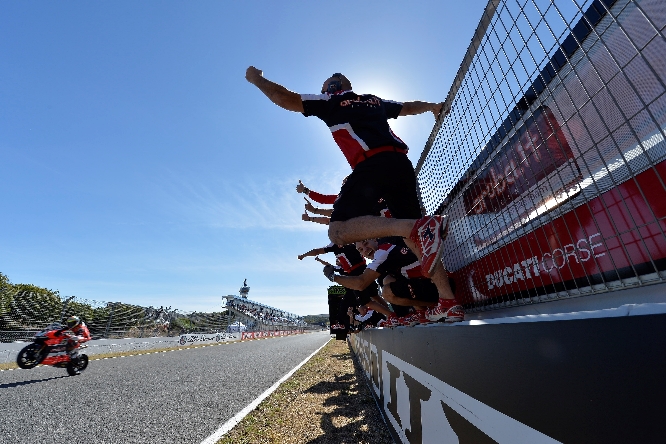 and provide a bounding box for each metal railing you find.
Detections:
[416,0,666,311]
[0,291,232,342]
[224,296,307,328]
